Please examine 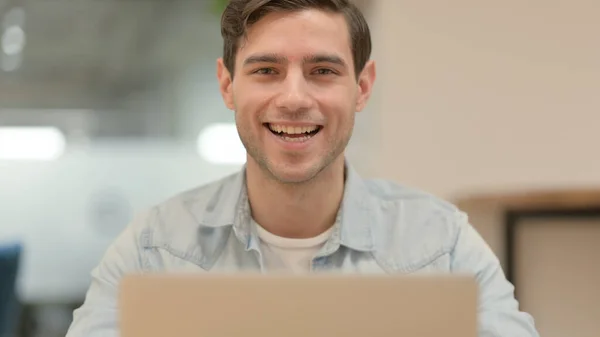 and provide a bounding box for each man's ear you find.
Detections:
[217,58,234,110]
[355,60,376,112]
